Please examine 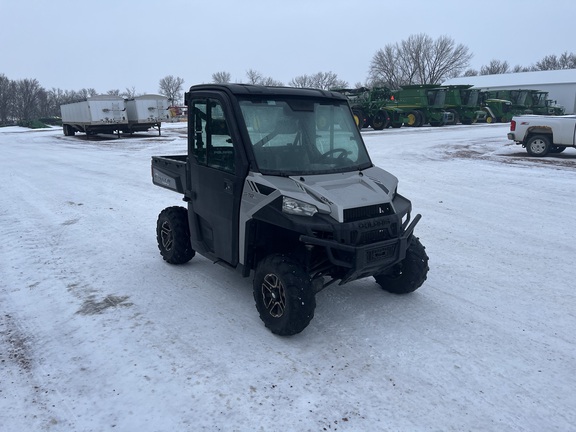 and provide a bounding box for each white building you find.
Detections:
[443,69,576,114]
